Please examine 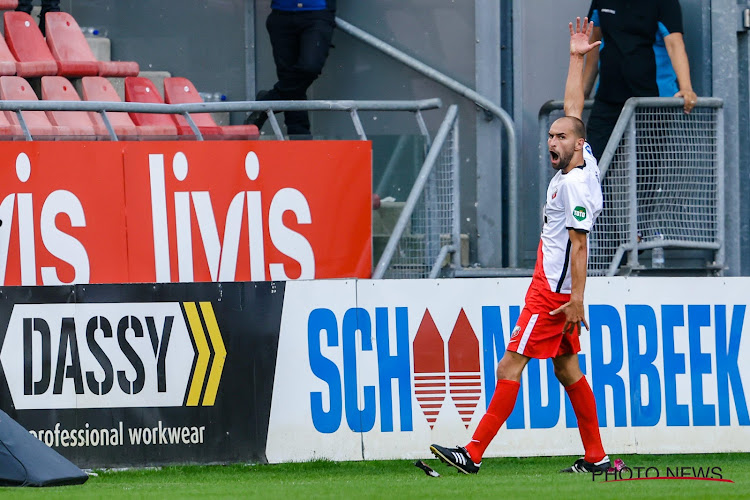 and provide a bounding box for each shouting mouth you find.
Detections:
[549,150,559,164]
